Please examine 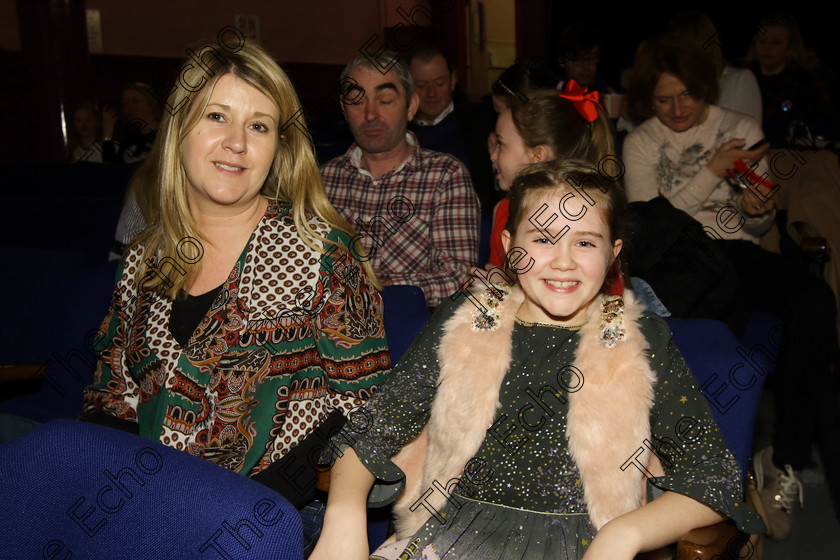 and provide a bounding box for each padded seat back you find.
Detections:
[0,420,303,559]
[381,285,431,364]
[0,250,118,422]
[667,317,769,473]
